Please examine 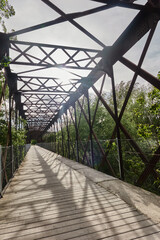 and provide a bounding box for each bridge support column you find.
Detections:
[0,145,2,198]
[65,111,70,159]
[54,123,56,153]
[56,121,59,155]
[74,103,79,162]
[86,90,94,168]
[60,116,64,156]
[110,68,124,180]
